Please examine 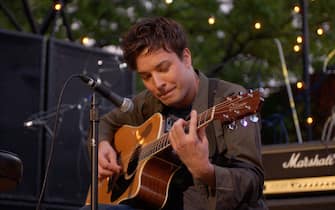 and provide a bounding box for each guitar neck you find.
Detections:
[138,90,261,161]
[139,107,216,161]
